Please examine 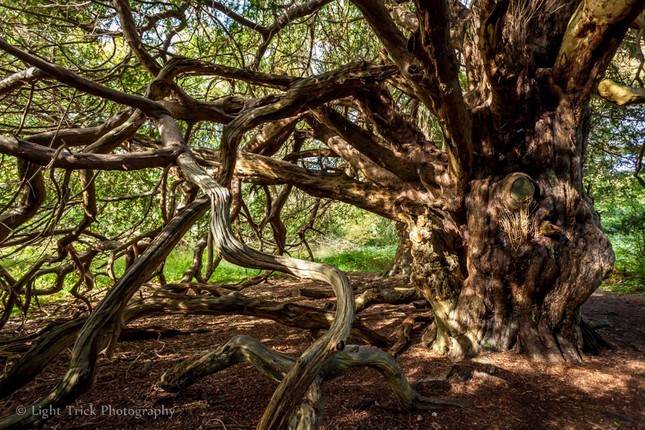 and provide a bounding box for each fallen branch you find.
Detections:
[355,286,420,313]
